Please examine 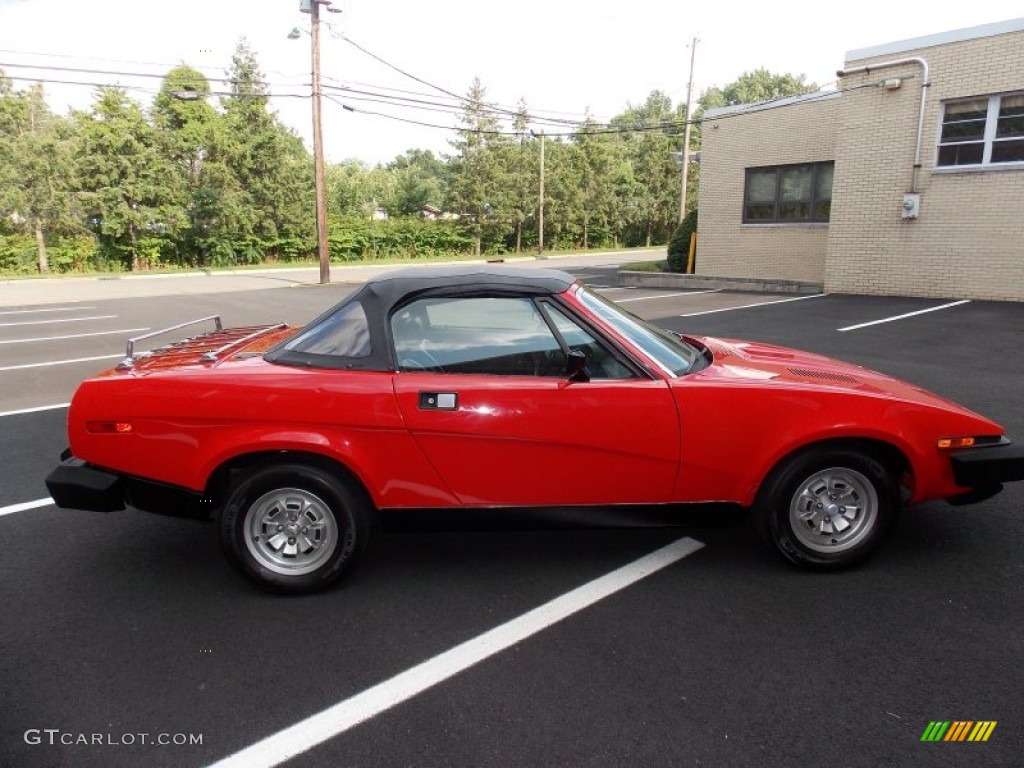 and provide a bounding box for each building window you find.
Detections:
[743,162,833,223]
[938,92,1024,167]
